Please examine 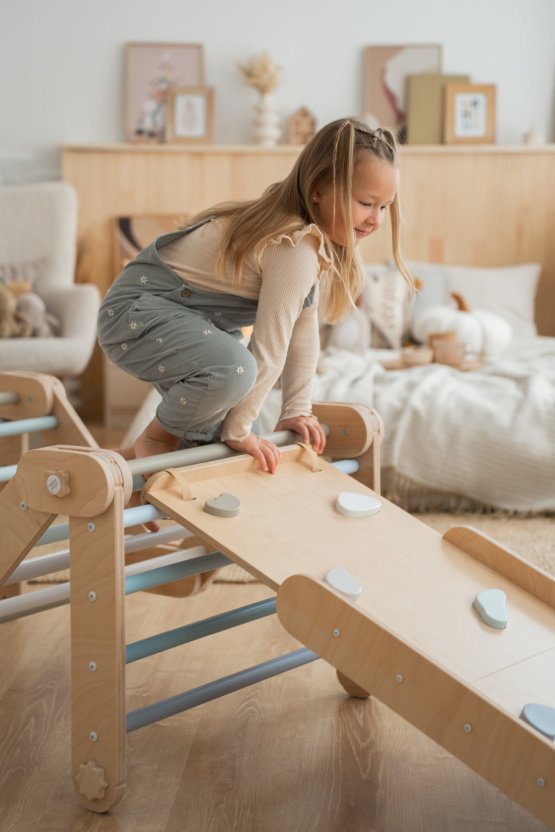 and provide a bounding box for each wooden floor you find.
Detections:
[0,424,552,831]
[0,577,550,832]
